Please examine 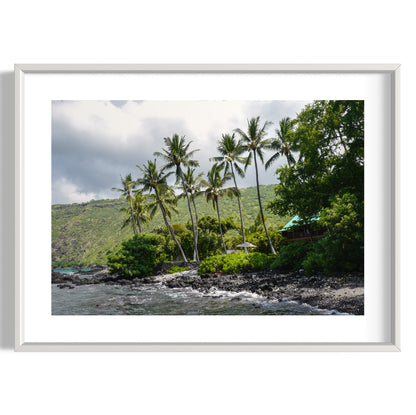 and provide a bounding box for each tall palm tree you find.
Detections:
[265,117,296,169]
[136,160,188,262]
[204,163,238,254]
[235,116,276,255]
[178,167,208,252]
[210,133,249,253]
[154,134,200,262]
[112,173,138,235]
